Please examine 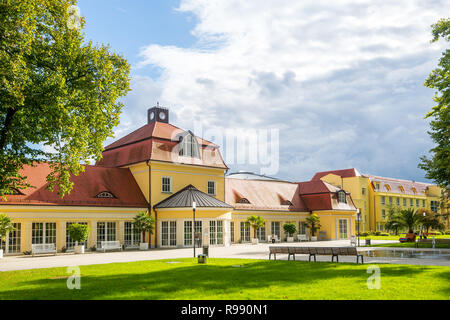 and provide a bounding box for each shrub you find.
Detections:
[89,246,97,252]
[283,223,297,237]
[61,246,67,253]
[23,251,31,255]
[357,232,369,237]
[67,224,90,245]
[375,231,381,236]
[445,230,450,235]
[380,232,390,236]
